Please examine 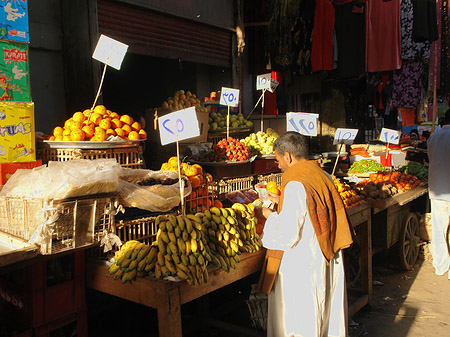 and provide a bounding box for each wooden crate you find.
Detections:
[257,172,283,186]
[37,145,143,168]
